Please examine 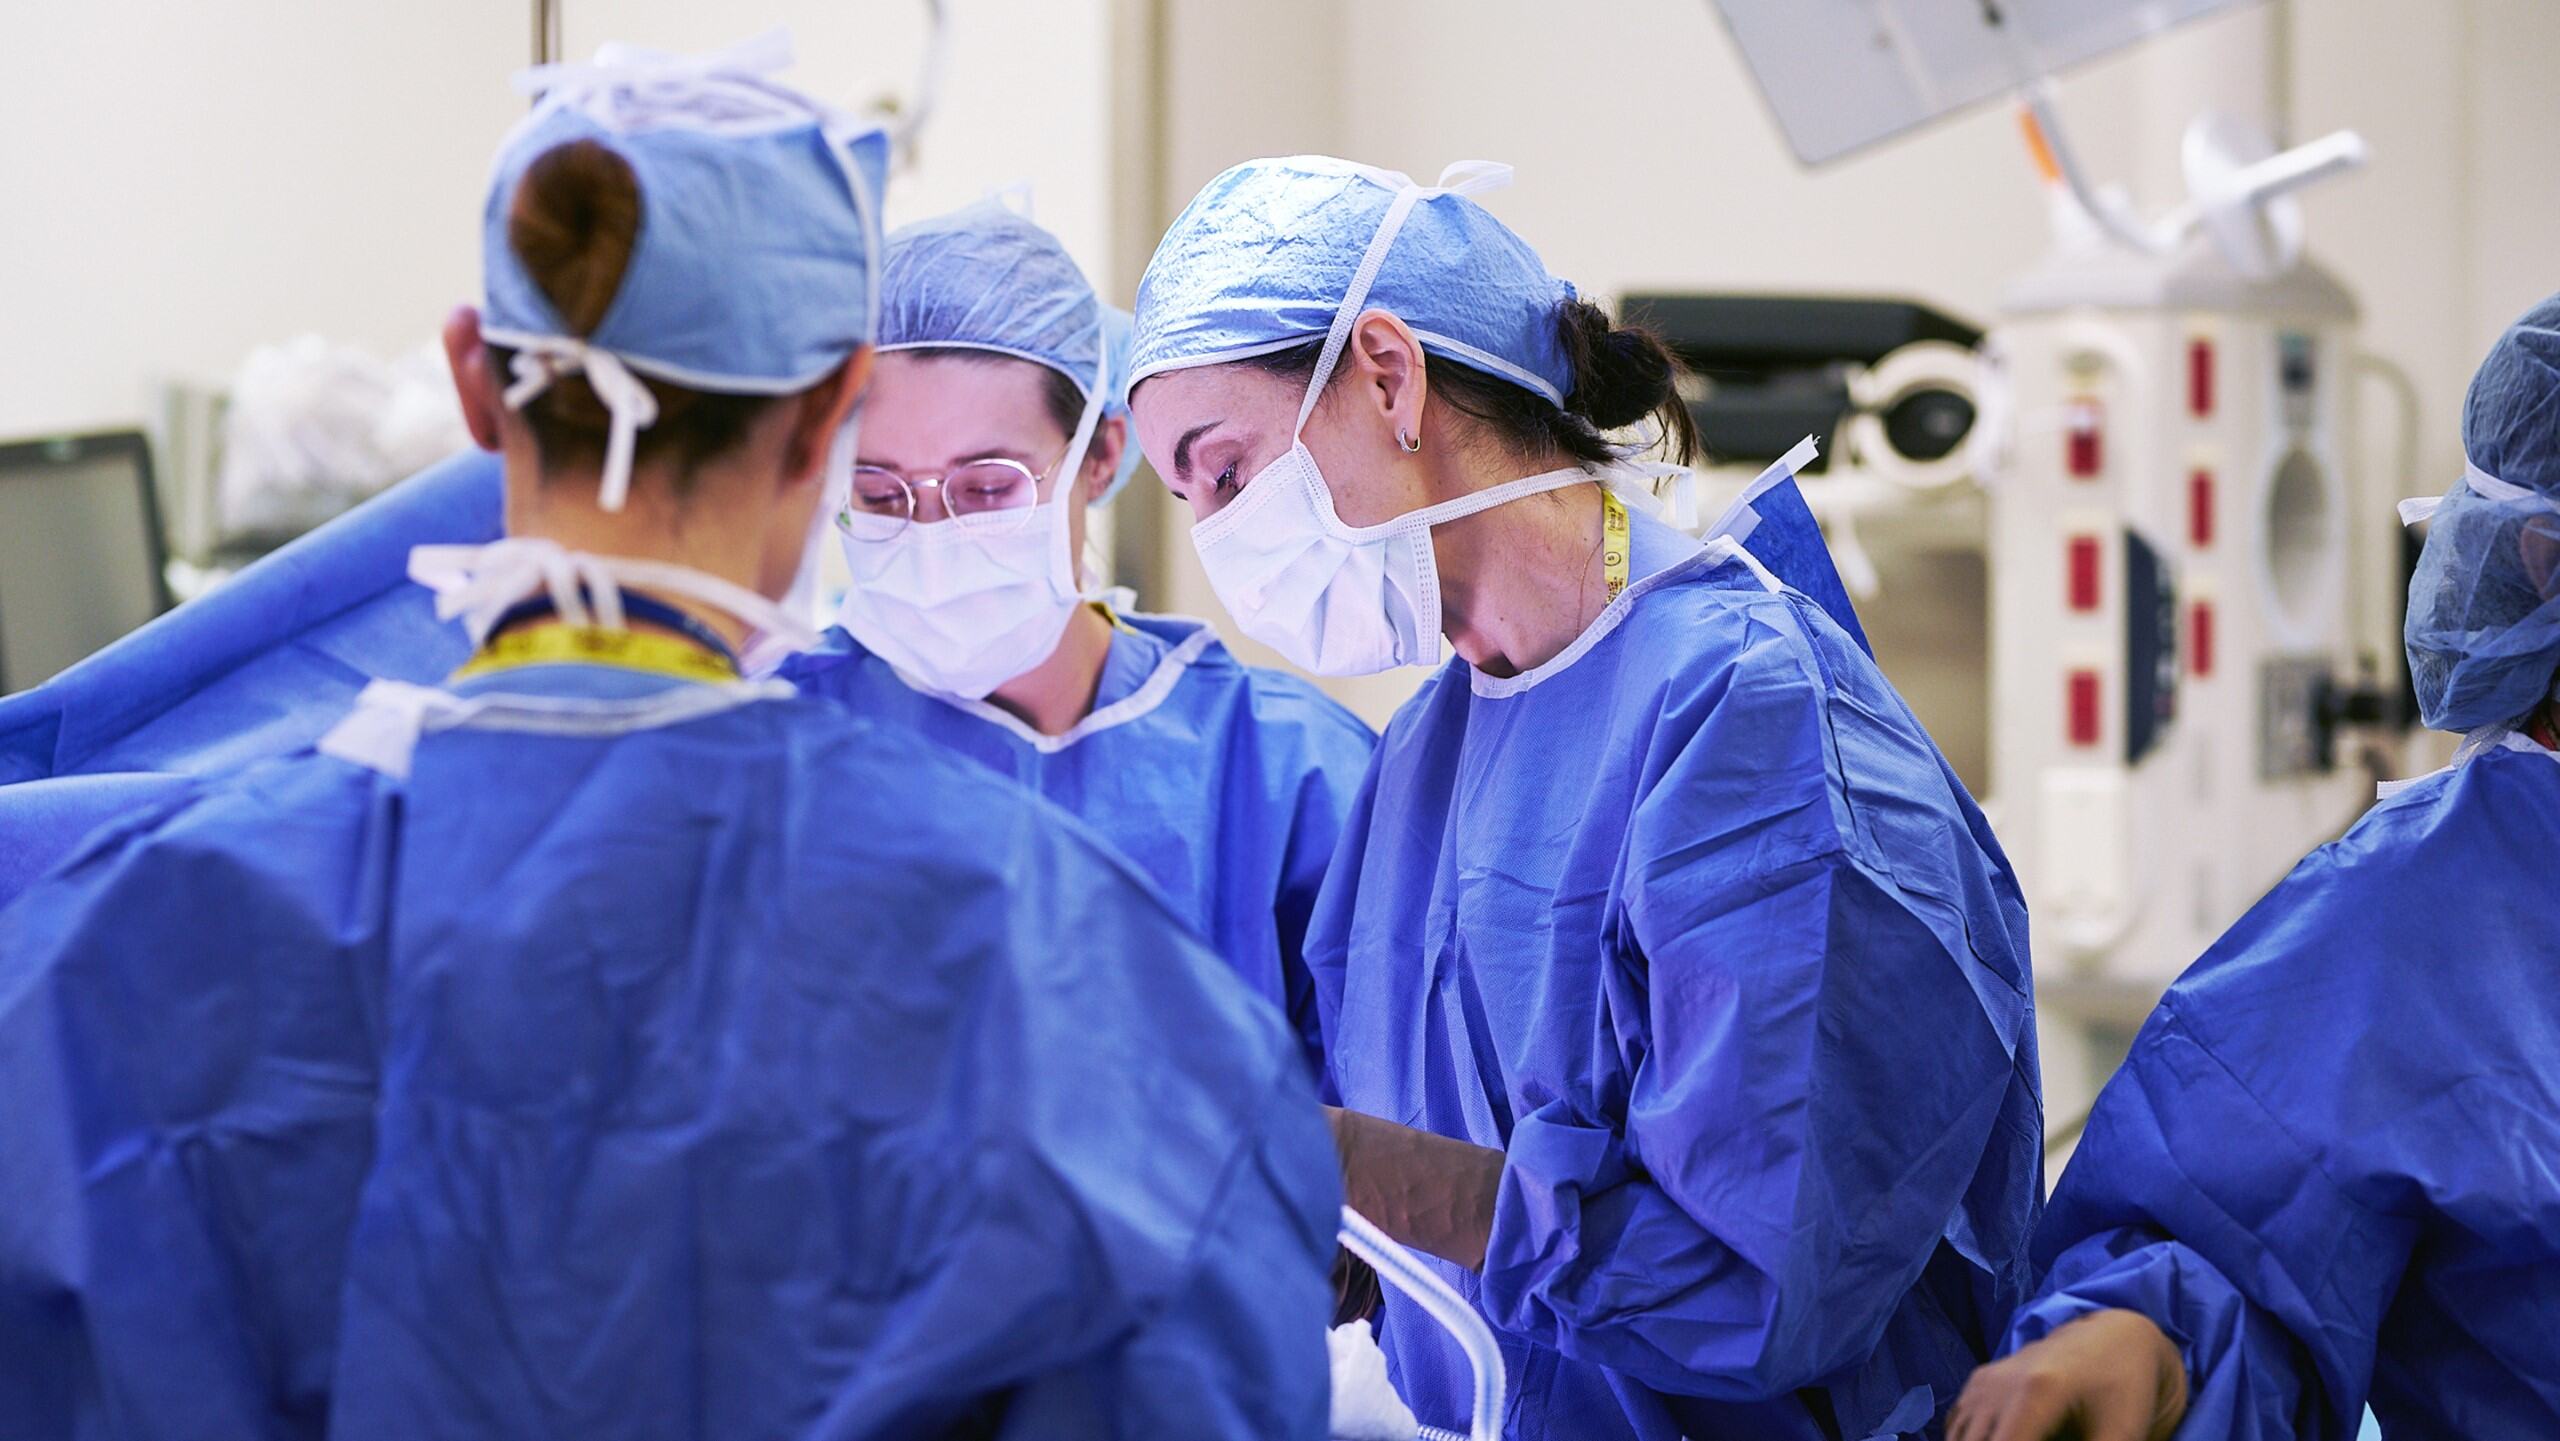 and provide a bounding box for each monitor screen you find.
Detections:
[1710,0,2259,165]
[0,434,167,692]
